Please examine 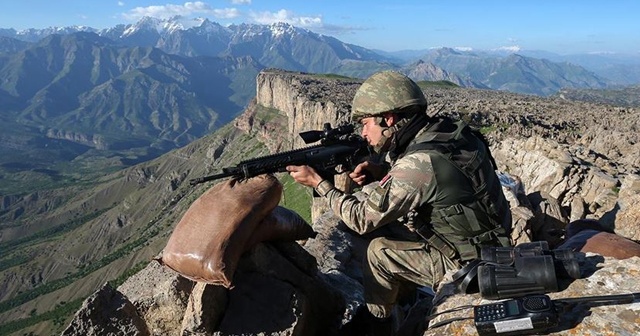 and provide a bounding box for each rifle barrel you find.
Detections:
[189,171,236,185]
